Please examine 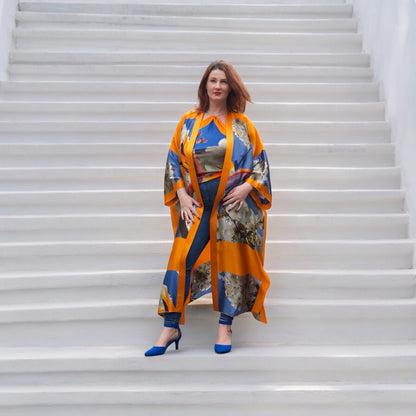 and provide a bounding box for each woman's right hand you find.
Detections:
[176,187,201,223]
